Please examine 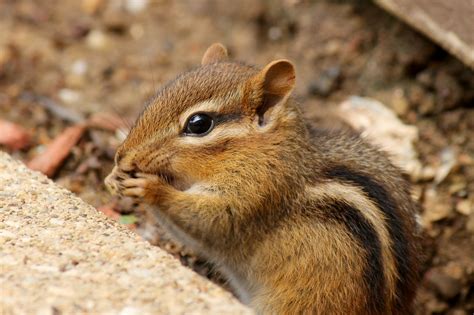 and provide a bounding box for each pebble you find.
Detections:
[424,299,448,313]
[422,187,452,224]
[456,199,472,216]
[434,70,463,111]
[323,40,342,56]
[308,66,341,97]
[86,30,110,50]
[418,92,436,115]
[268,27,283,41]
[408,84,435,115]
[443,262,465,280]
[71,59,88,76]
[124,0,149,14]
[81,0,104,15]
[58,89,82,105]
[426,269,462,300]
[434,147,457,184]
[416,69,435,87]
[466,213,474,233]
[391,88,409,116]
